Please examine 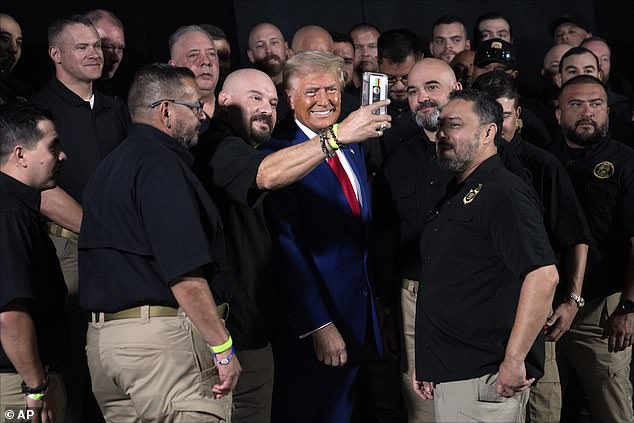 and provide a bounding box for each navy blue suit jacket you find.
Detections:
[263,117,382,362]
